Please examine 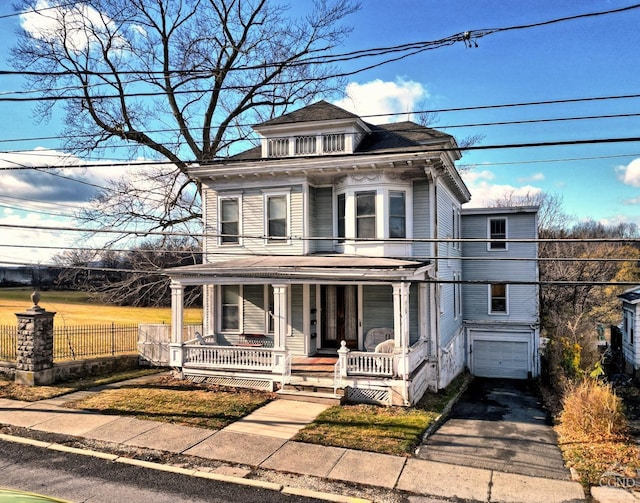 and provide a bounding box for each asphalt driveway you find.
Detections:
[416,378,571,480]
